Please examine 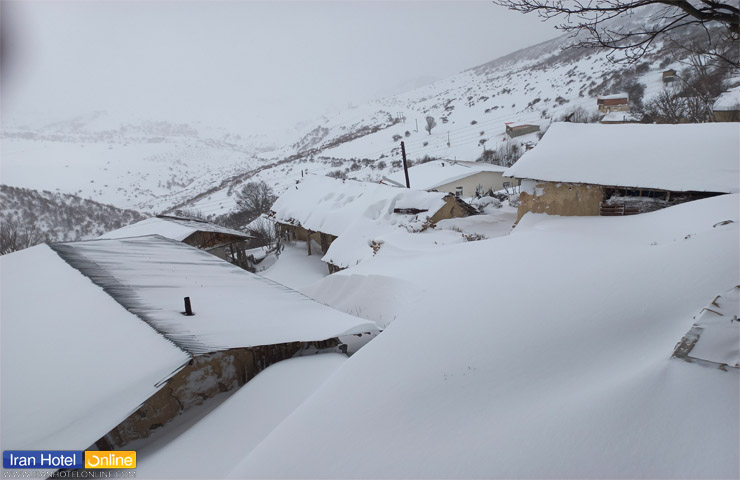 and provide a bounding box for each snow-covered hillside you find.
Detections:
[186,33,714,216]
[1,112,268,213]
[2,19,735,220]
[0,184,145,246]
